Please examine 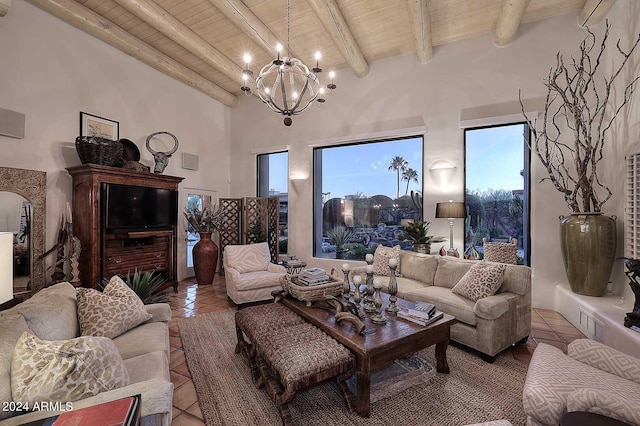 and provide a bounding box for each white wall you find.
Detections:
[0,0,232,281]
[229,3,639,317]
